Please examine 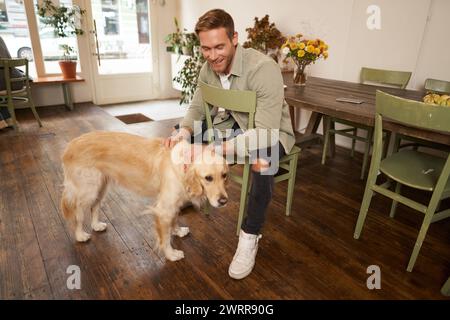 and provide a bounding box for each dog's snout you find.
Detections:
[218,196,228,206]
